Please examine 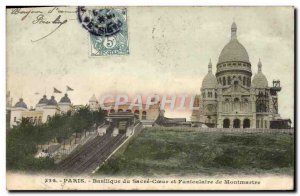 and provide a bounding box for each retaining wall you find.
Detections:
[145,126,294,134]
